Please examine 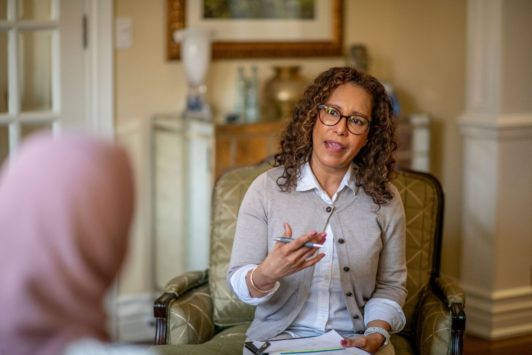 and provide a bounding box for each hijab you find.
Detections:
[0,133,134,355]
